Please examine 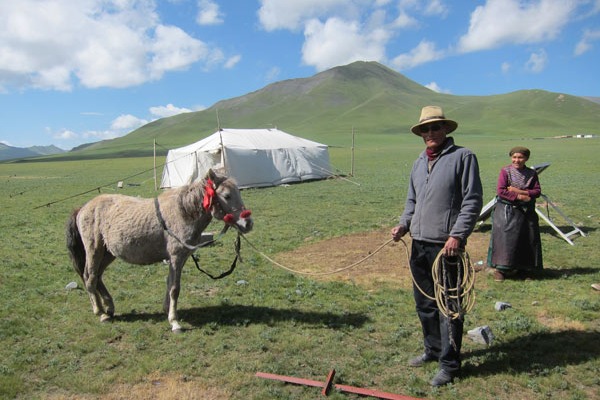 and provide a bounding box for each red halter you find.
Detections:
[223,210,252,225]
[203,179,252,224]
[202,179,216,212]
